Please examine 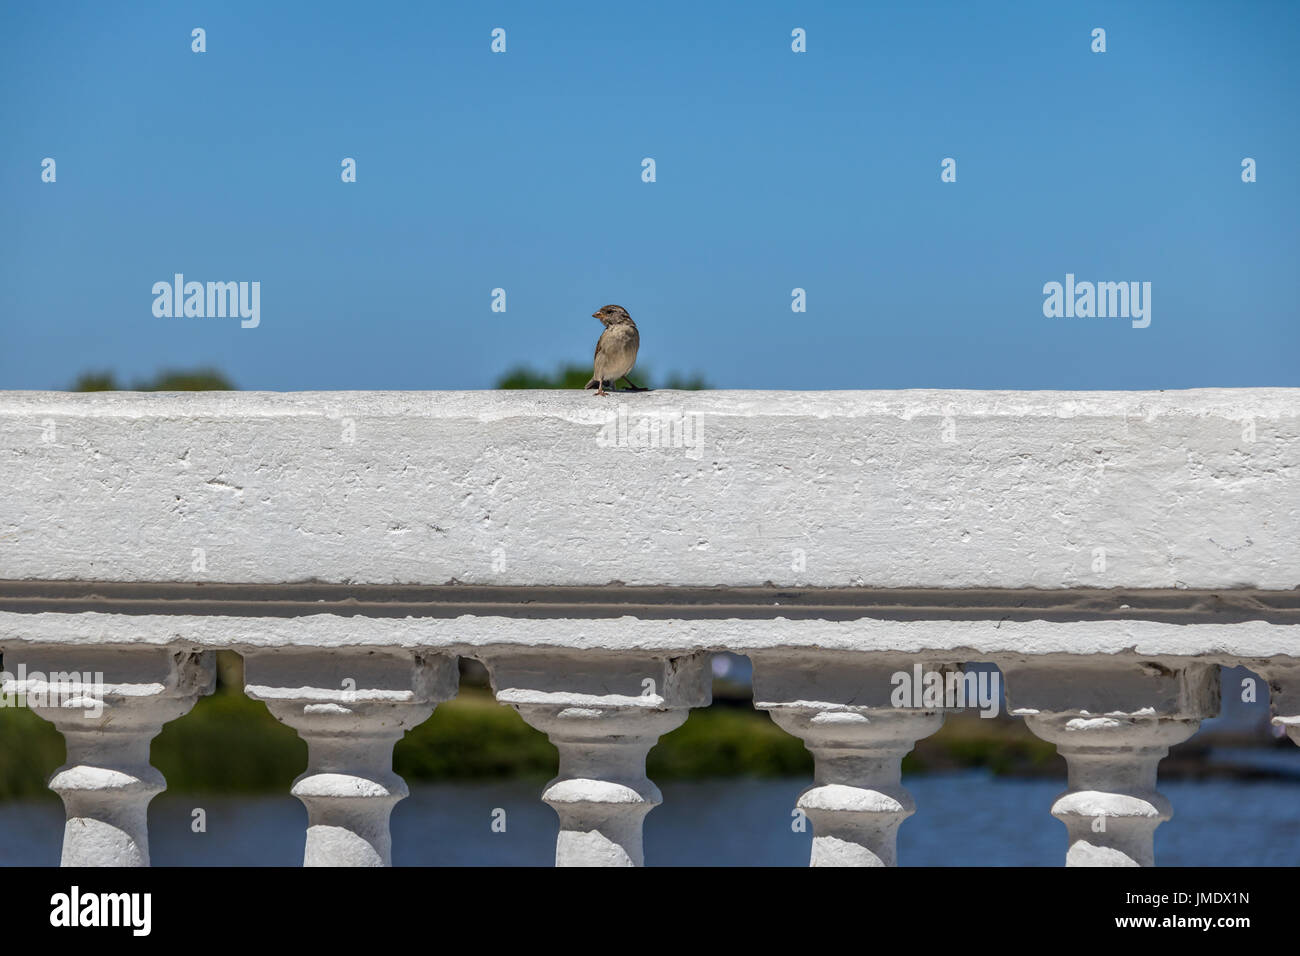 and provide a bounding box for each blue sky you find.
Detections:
[2,1,1297,390]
